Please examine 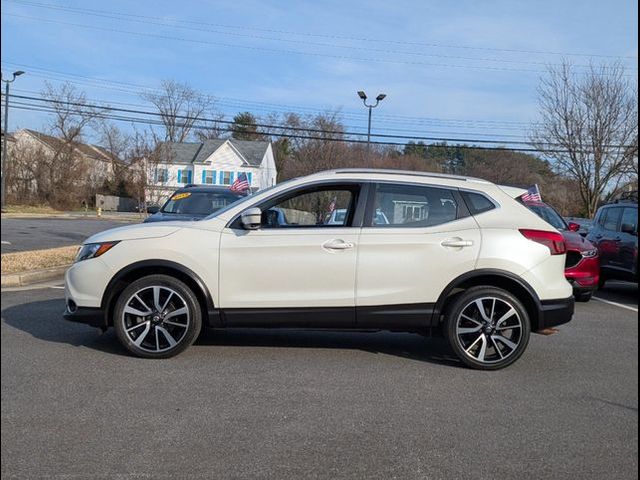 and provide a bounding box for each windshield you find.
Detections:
[527,204,568,231]
[162,191,242,216]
